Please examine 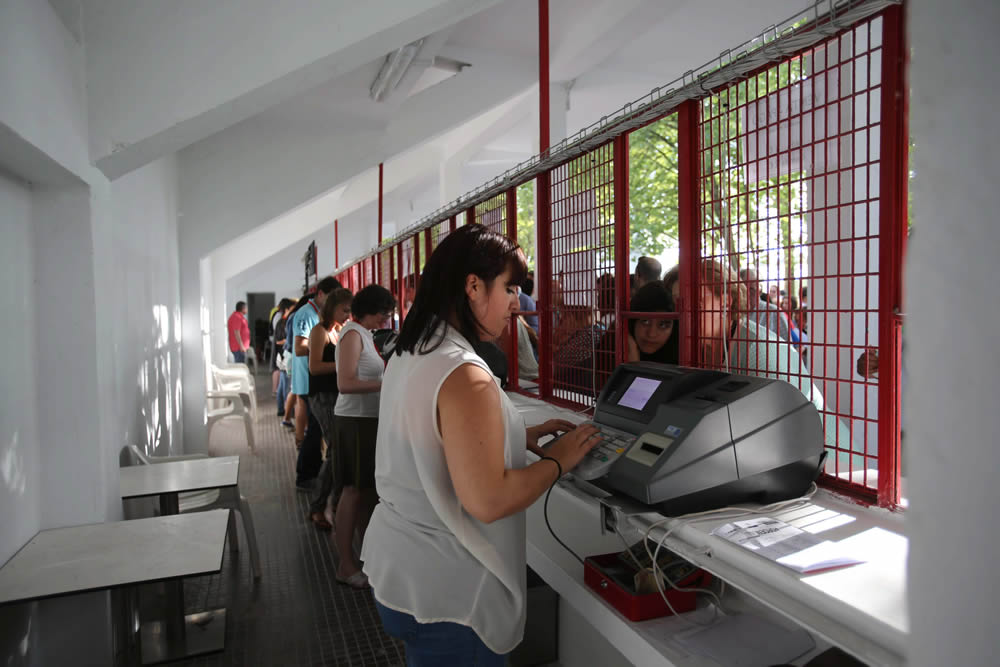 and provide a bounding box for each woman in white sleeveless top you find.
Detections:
[333,283,396,588]
[362,225,601,665]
